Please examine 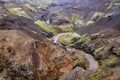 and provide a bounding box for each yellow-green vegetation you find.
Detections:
[67,51,87,69]
[34,20,57,34]
[70,14,83,23]
[89,55,120,80]
[65,14,83,28]
[37,0,52,9]
[59,33,91,47]
[93,45,112,59]
[88,70,101,80]
[54,24,73,32]
[93,46,105,55]
[7,7,30,18]
[35,20,74,34]
[0,14,7,18]
[37,3,48,9]
[74,34,91,49]
[86,21,94,25]
[90,12,105,21]
[100,55,120,69]
[24,4,37,12]
[59,33,80,46]
[89,67,120,80]
[106,2,120,9]
[104,13,113,17]
[90,12,113,21]
[75,20,86,27]
[78,34,91,44]
[73,54,85,62]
